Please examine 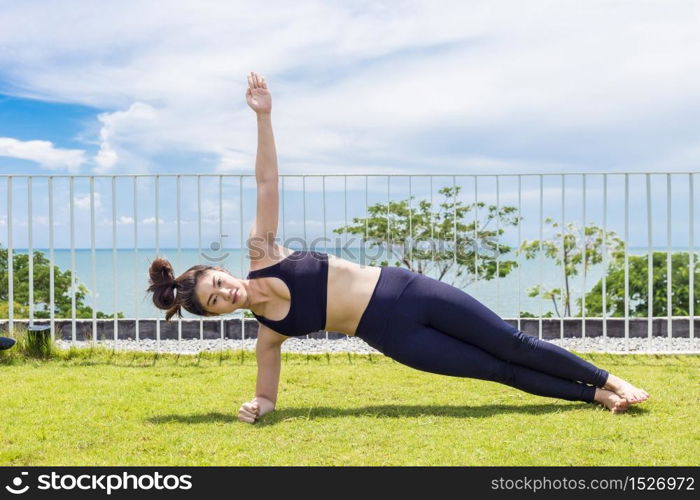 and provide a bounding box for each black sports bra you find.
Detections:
[246,250,329,337]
